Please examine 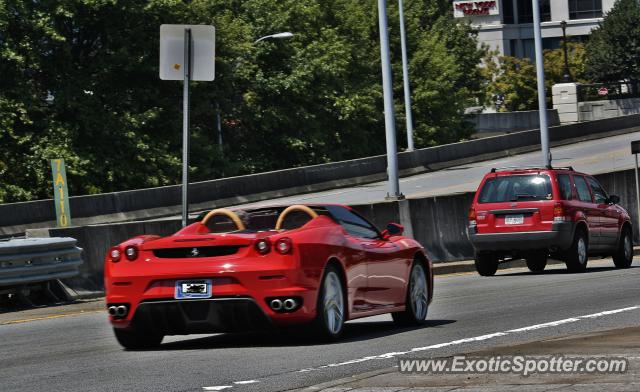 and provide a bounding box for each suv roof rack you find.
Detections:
[490,165,574,173]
